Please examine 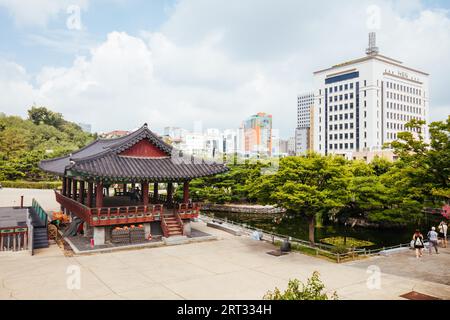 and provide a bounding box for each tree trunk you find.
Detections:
[308,215,315,245]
